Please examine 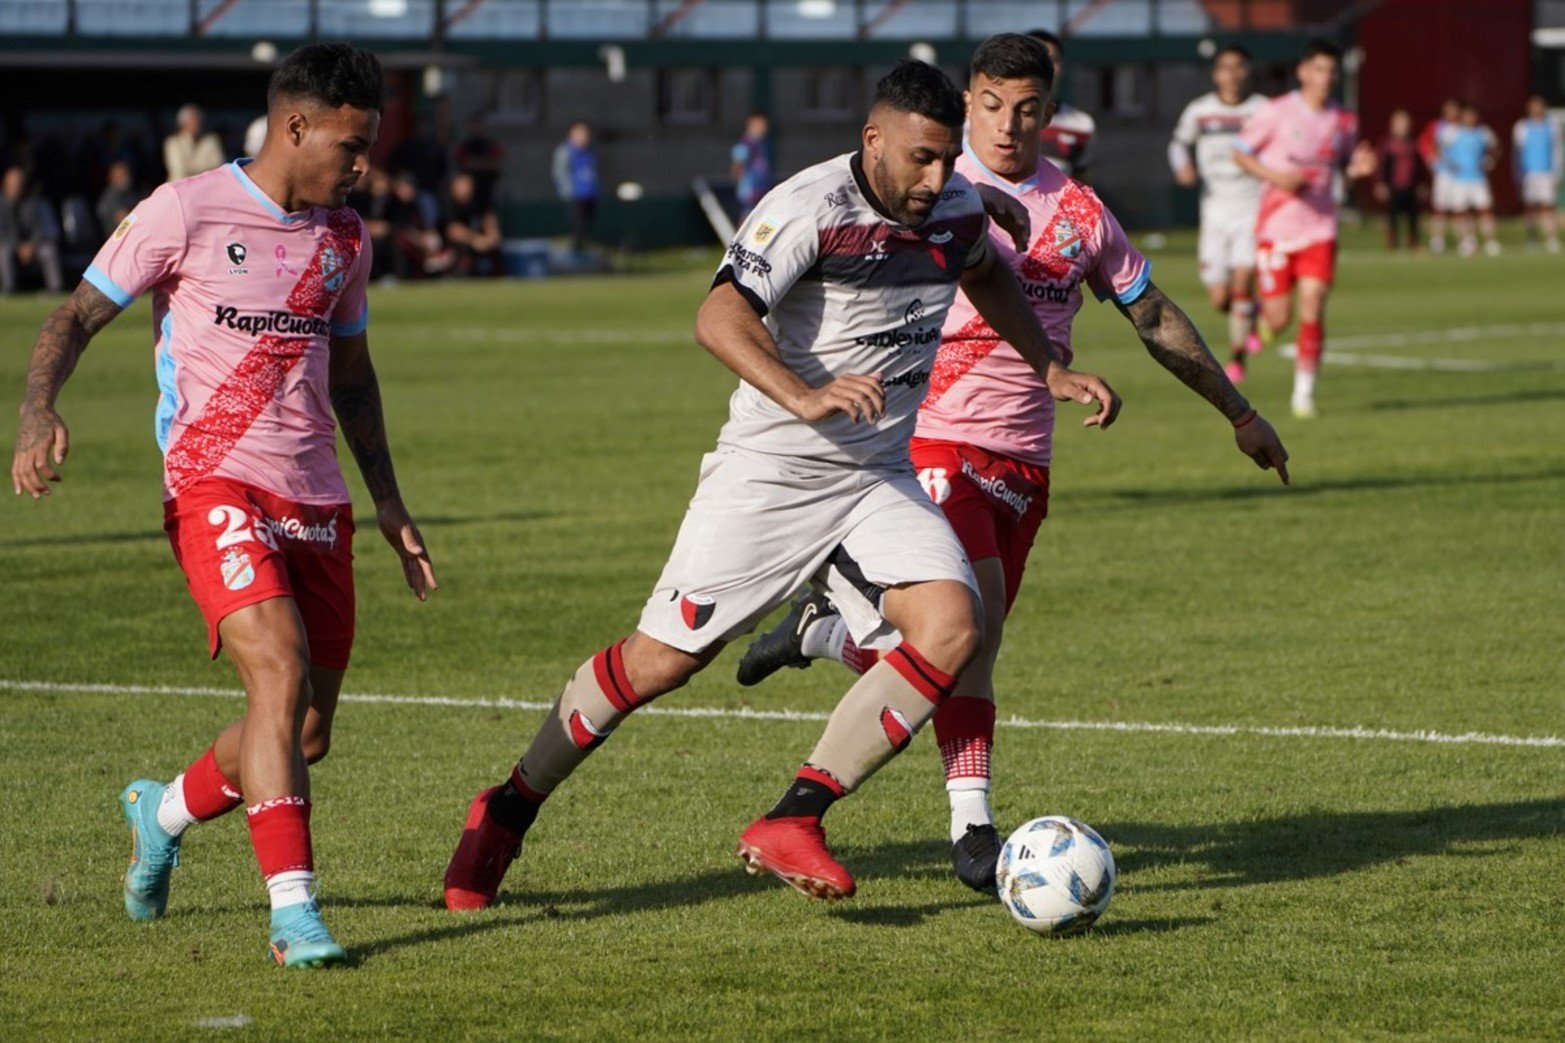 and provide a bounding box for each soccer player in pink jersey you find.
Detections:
[10,44,436,967]
[737,34,1289,891]
[1233,40,1377,418]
